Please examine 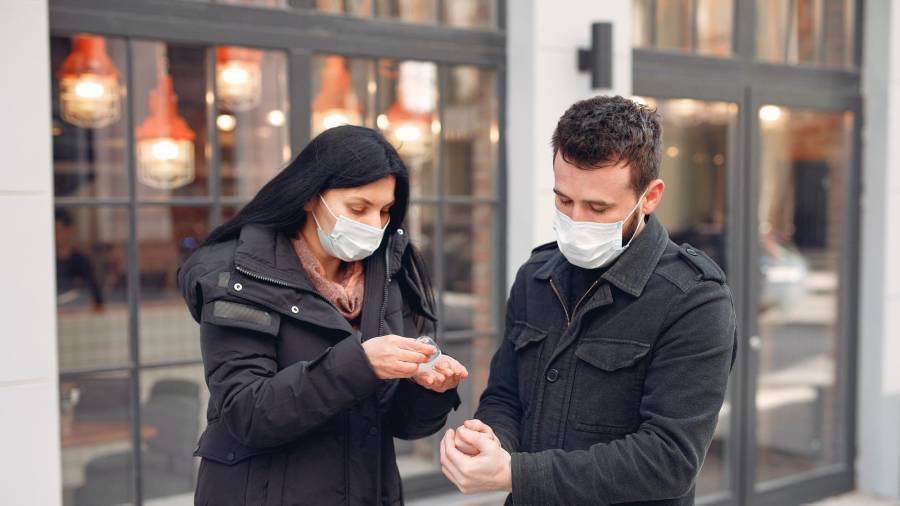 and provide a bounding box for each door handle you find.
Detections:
[748,335,761,351]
